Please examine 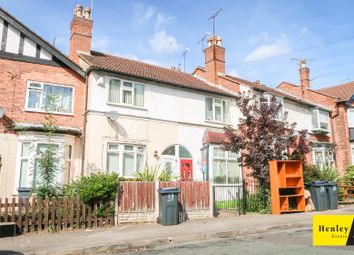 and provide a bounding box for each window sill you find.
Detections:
[107,102,148,111]
[205,120,229,125]
[311,128,330,135]
[24,109,74,116]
